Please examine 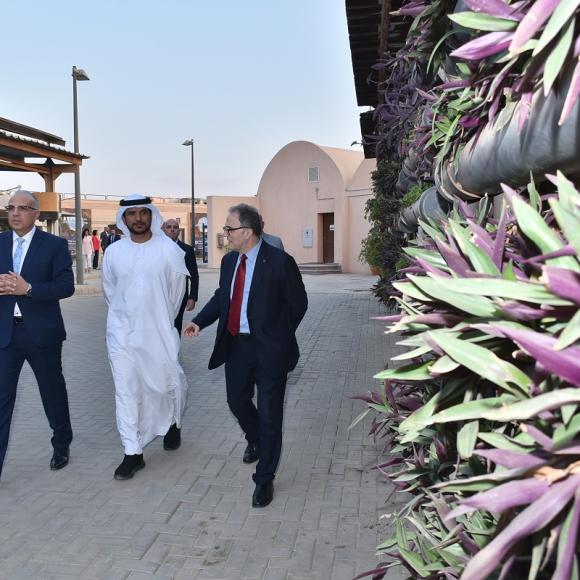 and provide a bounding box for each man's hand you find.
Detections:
[182,322,201,337]
[0,272,28,296]
[185,299,196,311]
